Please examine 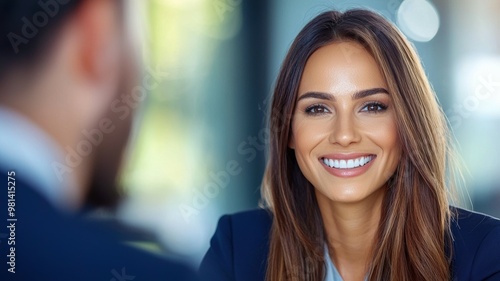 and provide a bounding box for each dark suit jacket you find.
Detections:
[0,174,199,281]
[199,207,500,281]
